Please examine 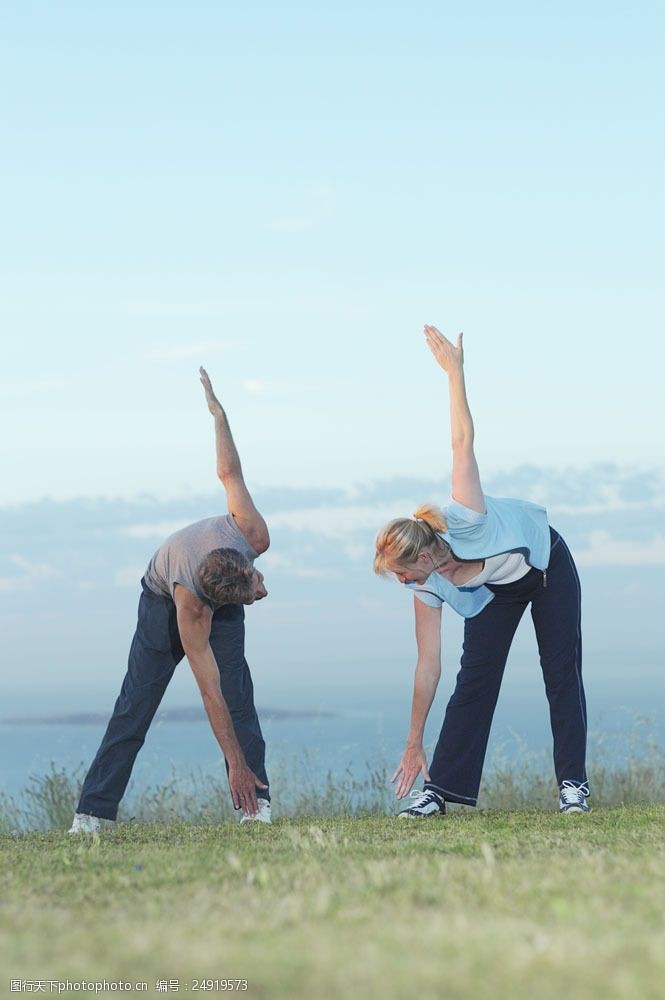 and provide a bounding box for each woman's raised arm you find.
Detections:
[423,325,485,514]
